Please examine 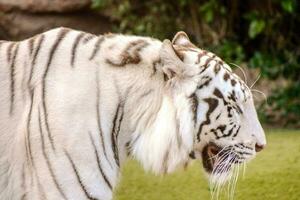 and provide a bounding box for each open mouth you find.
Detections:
[201,142,236,174]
